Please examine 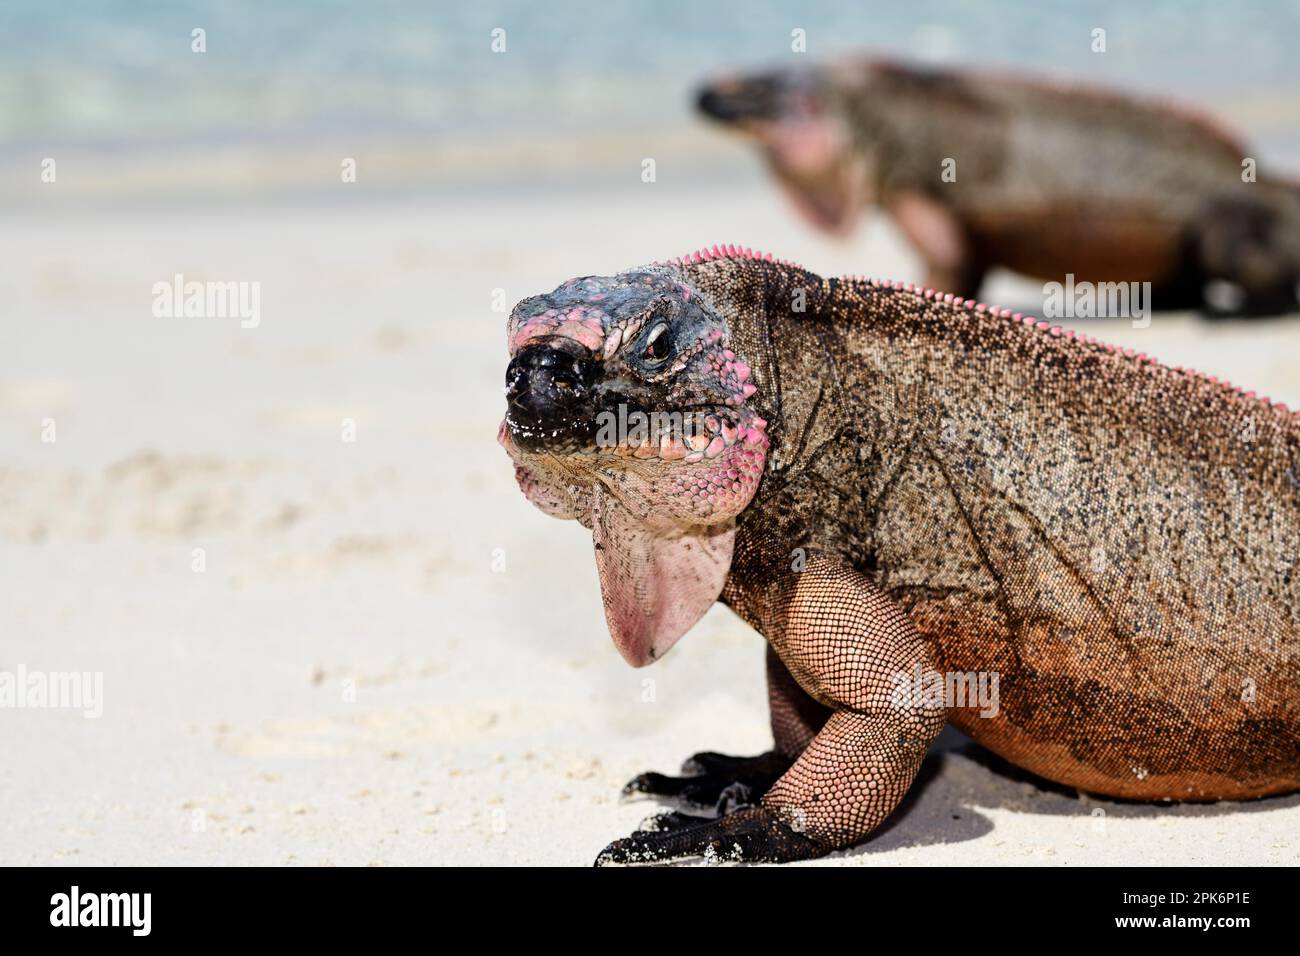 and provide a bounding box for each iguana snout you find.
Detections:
[503,339,600,453]
[696,73,791,125]
[500,269,769,665]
